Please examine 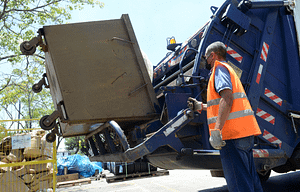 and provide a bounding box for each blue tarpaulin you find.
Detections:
[57,154,102,178]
